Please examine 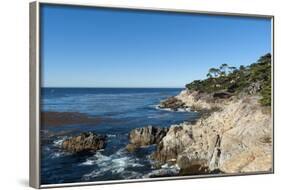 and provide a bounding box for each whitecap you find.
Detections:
[155,105,191,112]
[81,148,144,180]
[50,151,70,159]
[80,159,95,166]
[177,108,191,112]
[107,134,116,138]
[50,152,62,159]
[53,136,68,147]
